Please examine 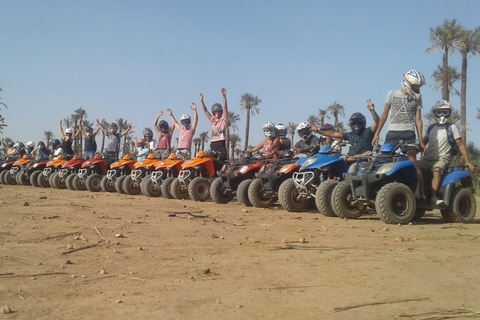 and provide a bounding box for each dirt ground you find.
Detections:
[1,184,480,320]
